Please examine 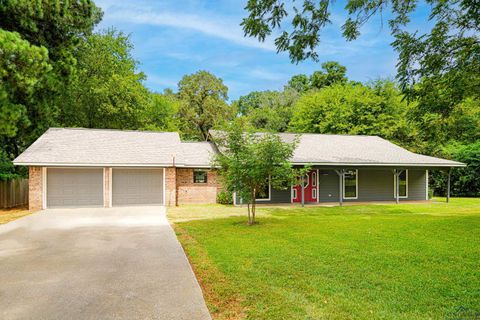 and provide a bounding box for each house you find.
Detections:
[13,128,465,211]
